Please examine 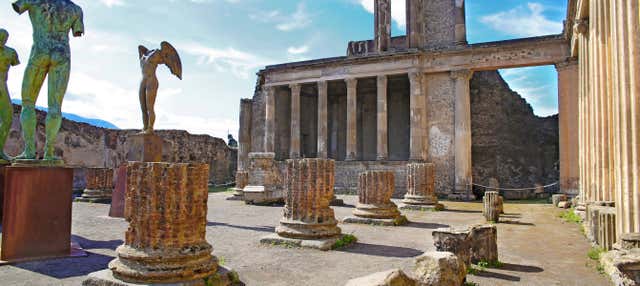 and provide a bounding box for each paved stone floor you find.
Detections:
[0,193,609,286]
